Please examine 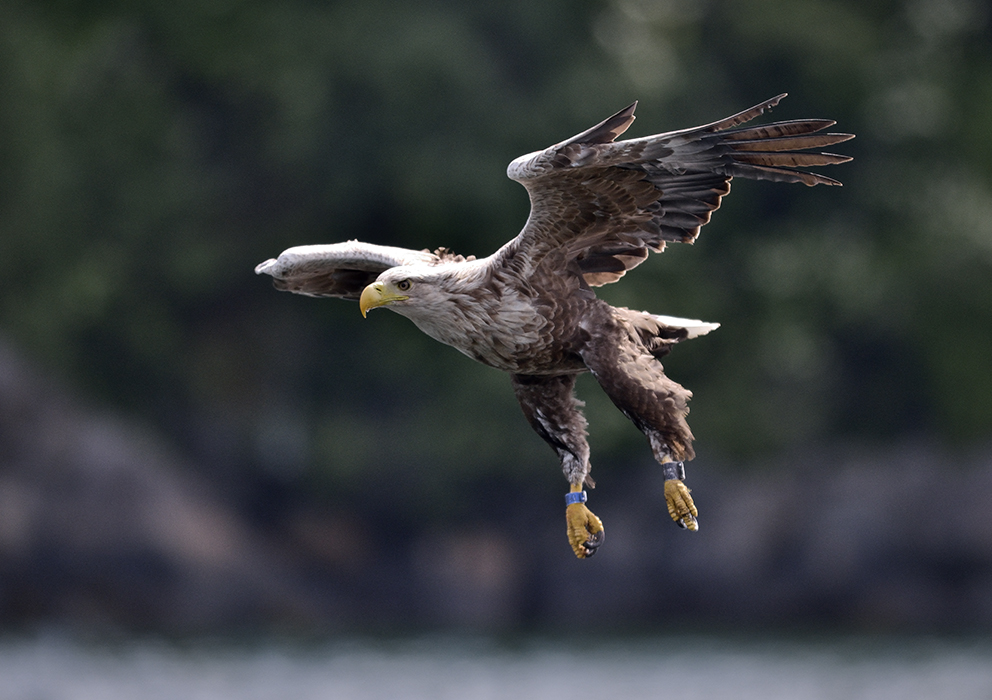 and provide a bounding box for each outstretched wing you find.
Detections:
[499,94,854,286]
[255,240,438,299]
